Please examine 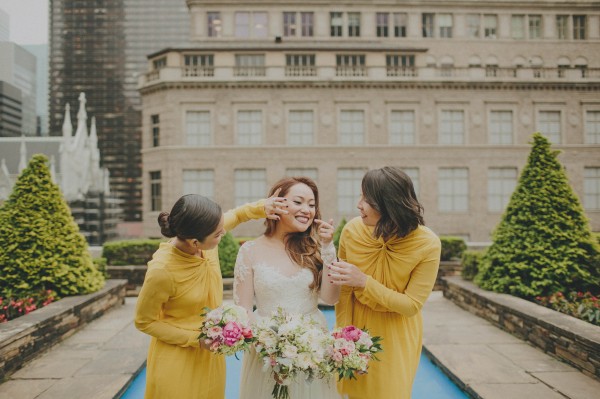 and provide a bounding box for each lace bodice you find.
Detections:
[233,238,336,319]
